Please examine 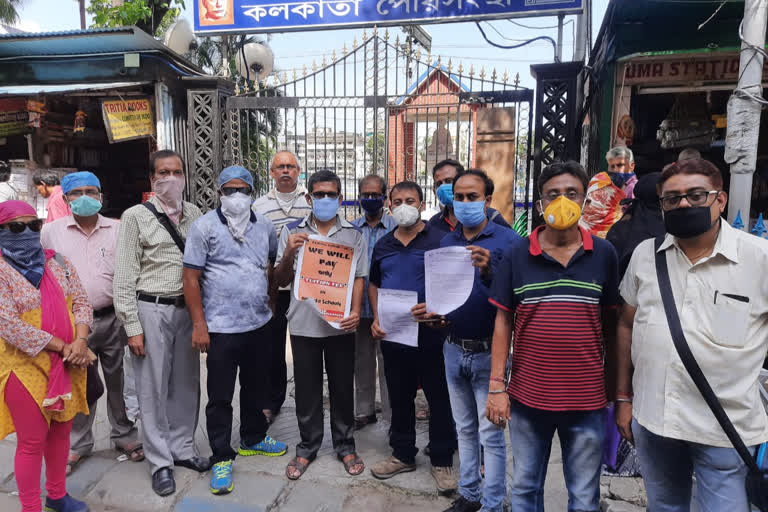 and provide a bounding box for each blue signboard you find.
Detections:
[194,0,582,35]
